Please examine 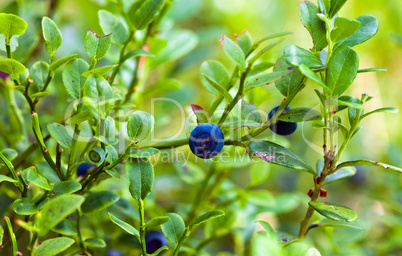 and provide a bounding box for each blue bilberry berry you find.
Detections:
[268,105,297,135]
[189,123,224,159]
[145,230,168,254]
[76,163,94,177]
[106,249,124,256]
